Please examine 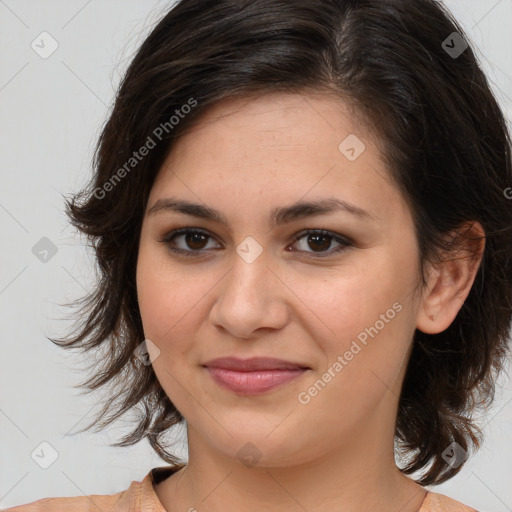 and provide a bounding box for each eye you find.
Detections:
[289,229,352,257]
[160,228,221,257]
[159,227,353,258]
